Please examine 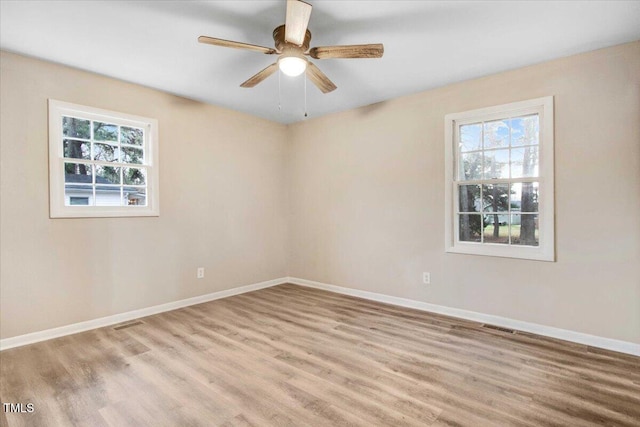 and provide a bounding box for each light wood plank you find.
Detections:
[2,284,639,426]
